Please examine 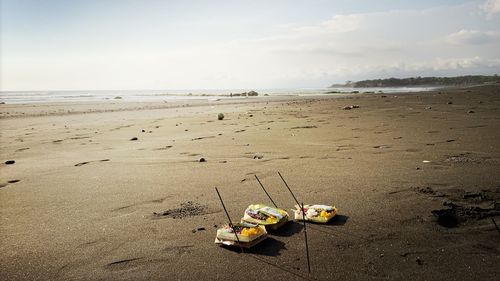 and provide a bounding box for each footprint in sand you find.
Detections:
[74,159,110,167]
[373,145,391,149]
[153,145,173,151]
[191,136,215,141]
[0,179,21,188]
[291,125,317,129]
[112,196,169,216]
[105,257,145,270]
